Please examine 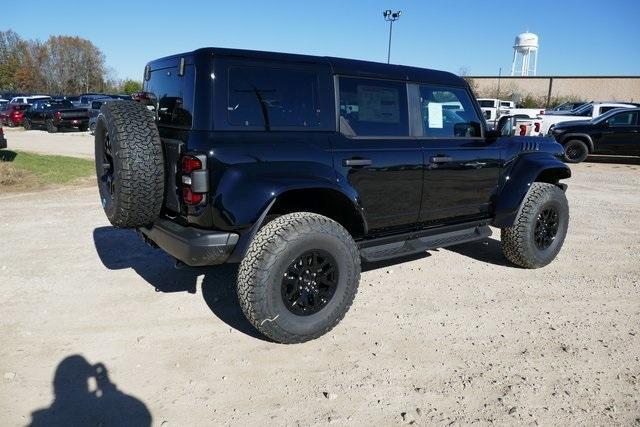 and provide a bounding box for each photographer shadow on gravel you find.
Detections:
[29,355,151,427]
[92,226,266,340]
